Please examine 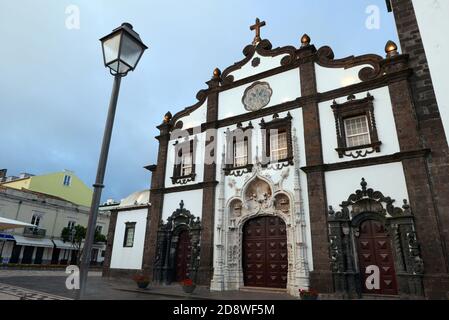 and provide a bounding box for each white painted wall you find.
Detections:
[325,162,409,210]
[175,99,207,129]
[161,189,203,221]
[228,52,289,82]
[319,87,400,164]
[218,69,301,120]
[412,0,449,144]
[315,63,368,93]
[110,208,148,270]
